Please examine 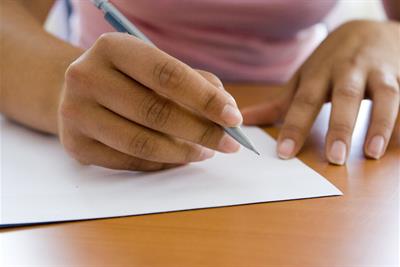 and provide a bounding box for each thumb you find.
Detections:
[241,96,288,125]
